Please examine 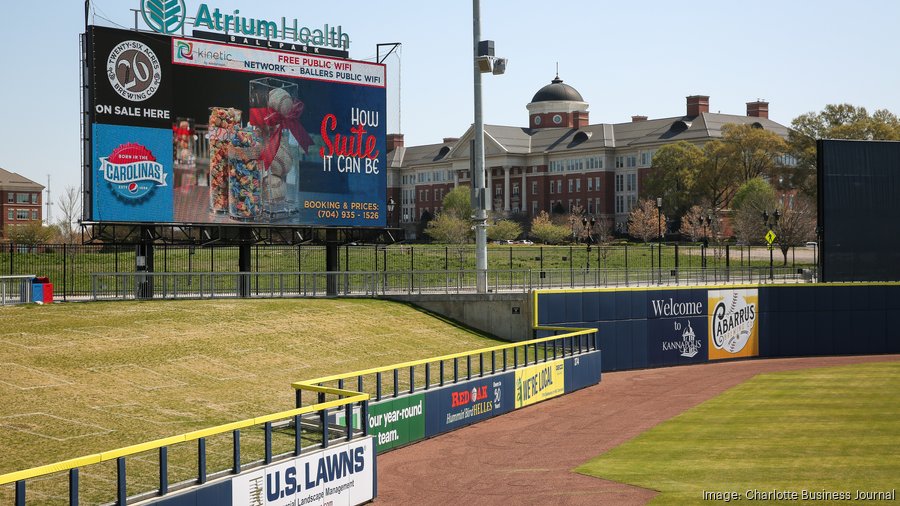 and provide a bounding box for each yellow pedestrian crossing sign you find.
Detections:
[765,229,776,245]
